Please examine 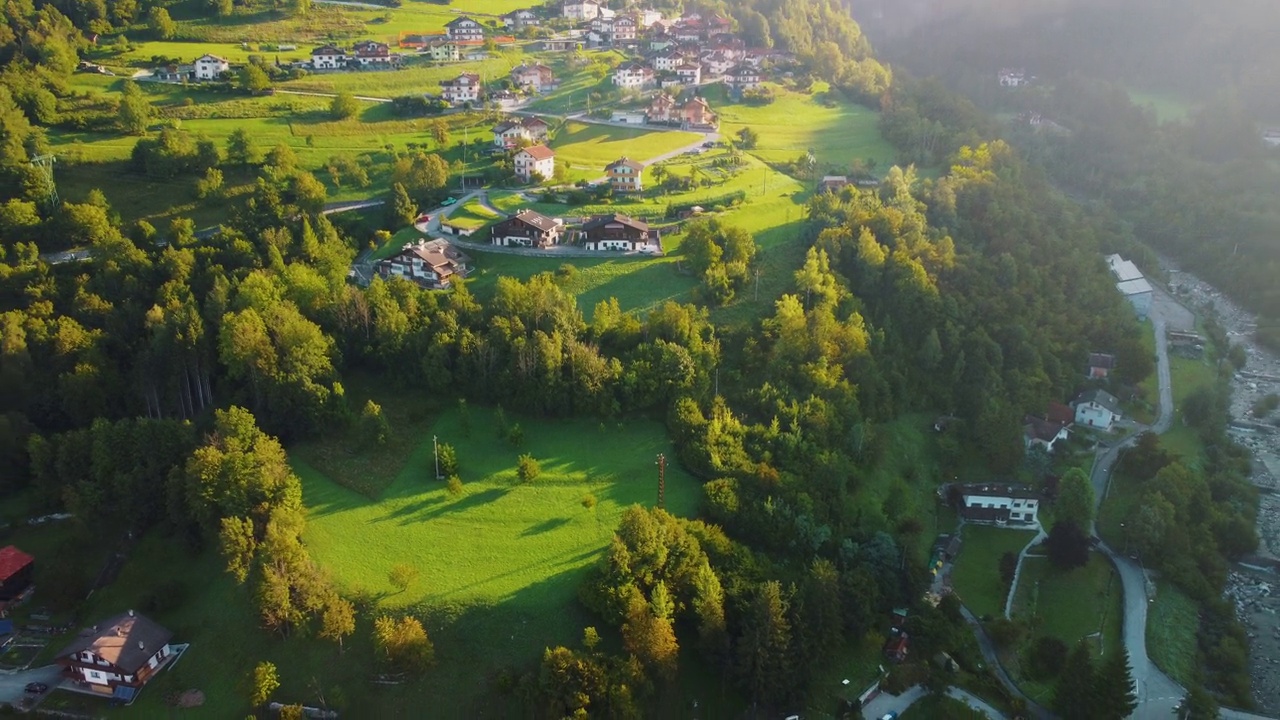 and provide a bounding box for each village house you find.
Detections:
[511,63,557,92]
[724,64,761,91]
[193,54,229,80]
[0,545,34,613]
[150,63,193,82]
[884,632,910,663]
[441,73,483,105]
[490,210,563,247]
[677,96,718,129]
[57,610,176,703]
[491,116,550,148]
[446,16,485,41]
[999,68,1028,87]
[422,38,461,62]
[1072,388,1122,430]
[653,50,688,72]
[1023,414,1070,453]
[675,63,702,85]
[562,0,602,21]
[633,7,663,27]
[311,45,347,70]
[612,62,655,89]
[819,175,850,194]
[502,9,540,31]
[580,213,655,251]
[700,50,735,76]
[610,109,647,124]
[605,157,644,193]
[645,92,676,123]
[376,239,471,289]
[1106,254,1153,319]
[352,40,399,66]
[1047,402,1075,427]
[1087,352,1116,379]
[609,15,638,43]
[954,483,1041,526]
[514,144,556,182]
